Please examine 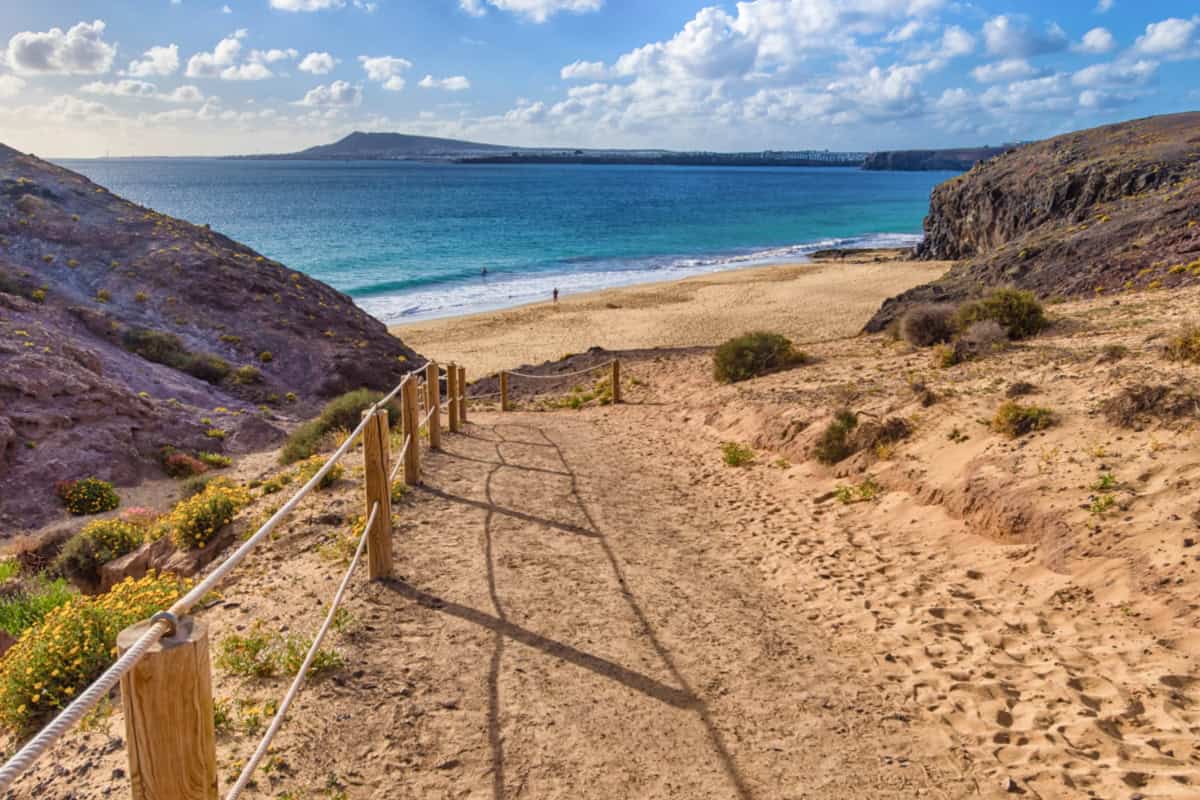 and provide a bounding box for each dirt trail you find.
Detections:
[332,412,975,799]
